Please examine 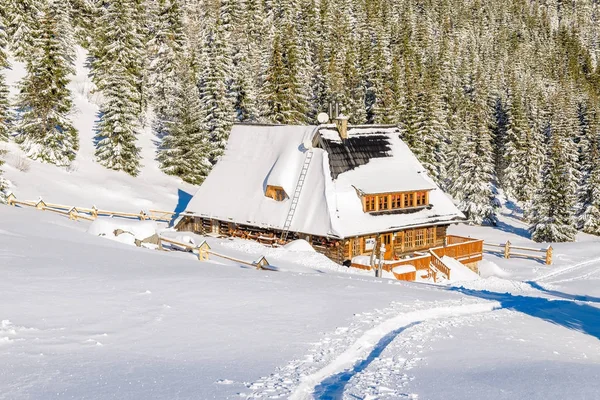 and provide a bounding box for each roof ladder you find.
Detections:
[281,150,314,242]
